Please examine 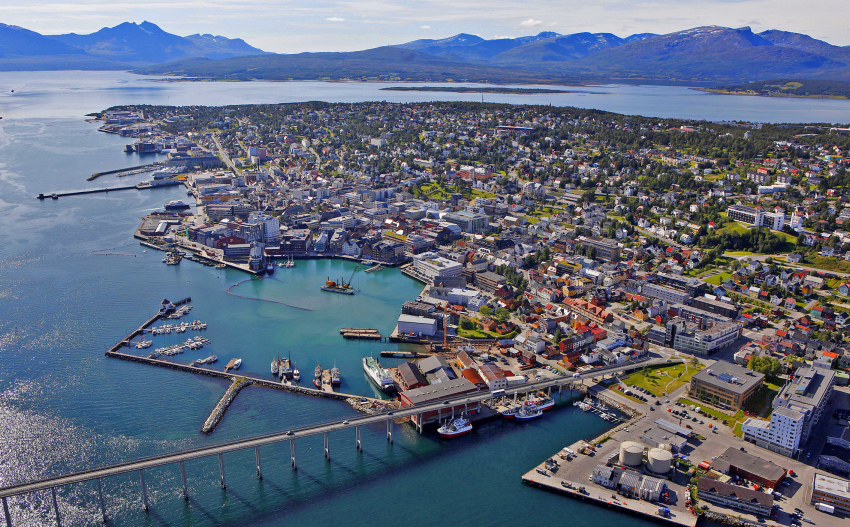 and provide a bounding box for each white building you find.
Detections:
[413,252,463,282]
[742,406,805,457]
[726,204,785,231]
[397,314,438,337]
